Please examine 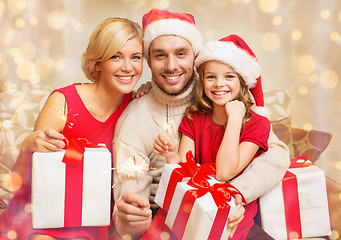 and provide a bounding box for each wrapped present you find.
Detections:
[259,156,331,239]
[155,151,215,212]
[165,171,241,240]
[32,138,112,229]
